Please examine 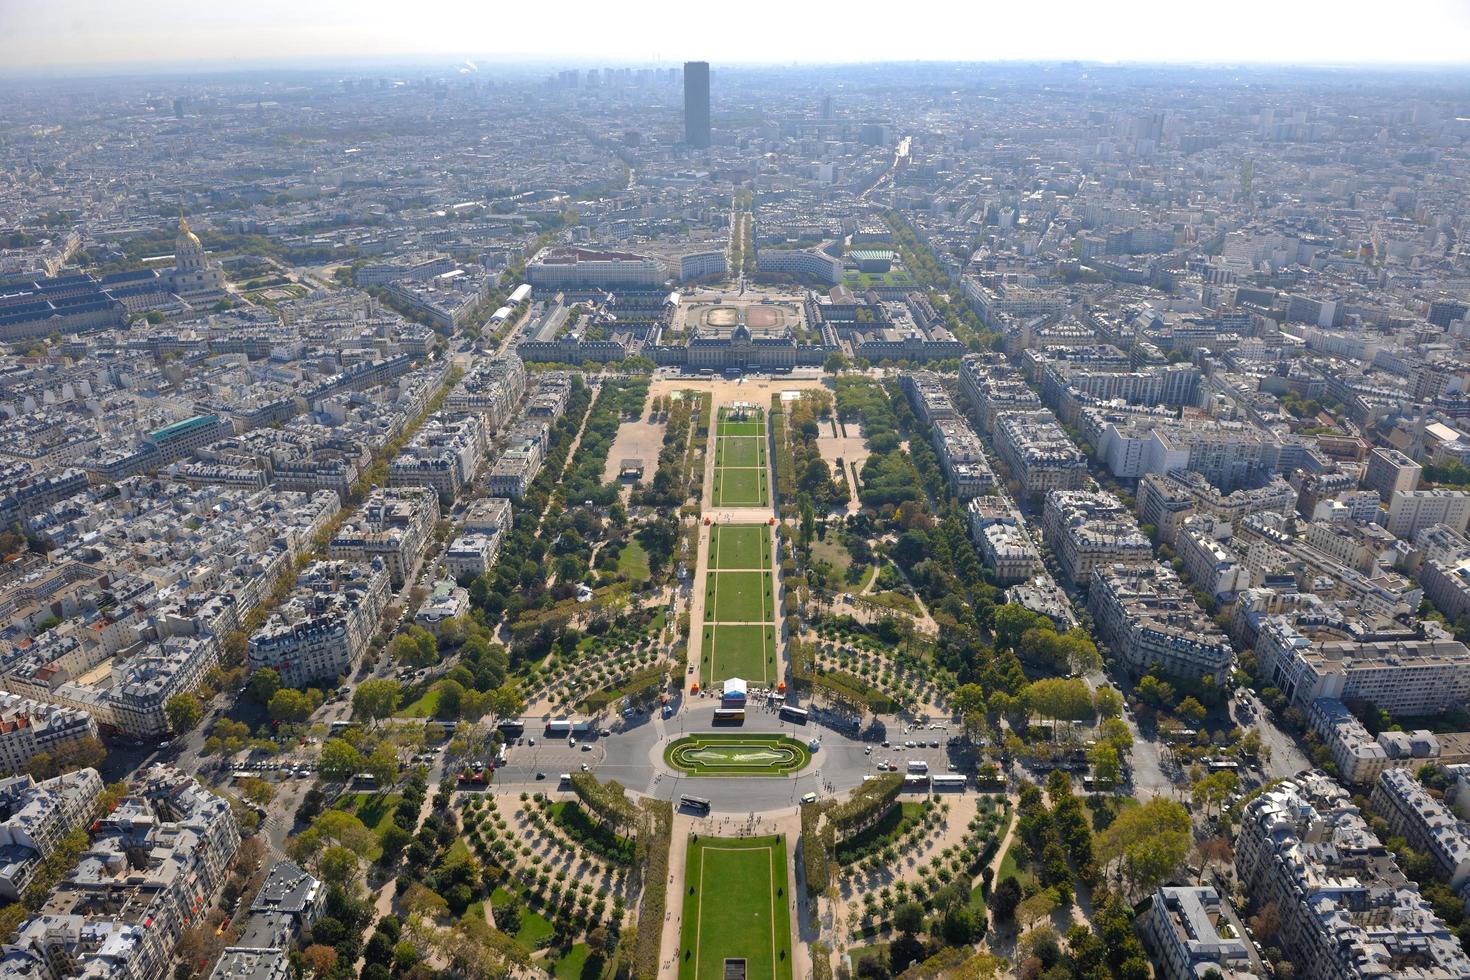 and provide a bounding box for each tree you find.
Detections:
[25,736,106,780]
[318,738,365,781]
[485,685,524,726]
[1176,696,1207,726]
[353,679,401,727]
[991,877,1022,921]
[1099,718,1133,759]
[268,688,317,724]
[365,742,400,788]
[1136,675,1176,710]
[165,693,204,733]
[1193,838,1234,884]
[239,776,275,807]
[318,846,360,889]
[1089,742,1122,791]
[1099,797,1191,894]
[1094,686,1124,720]
[893,901,924,935]
[1025,678,1093,725]
[248,668,282,704]
[303,943,338,976]
[1191,771,1238,822]
[952,683,987,718]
